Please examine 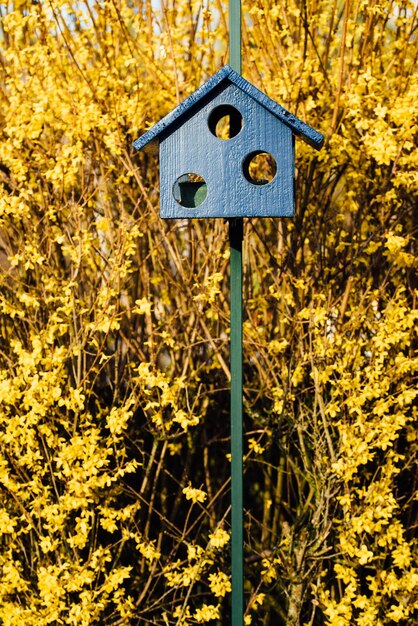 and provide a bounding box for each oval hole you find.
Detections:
[208,105,243,140]
[243,151,277,185]
[173,174,208,208]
